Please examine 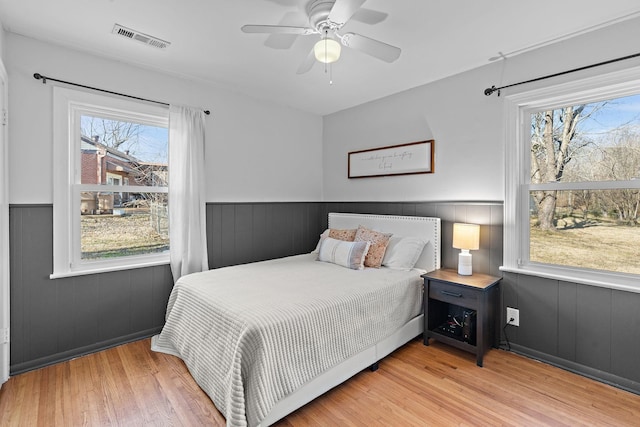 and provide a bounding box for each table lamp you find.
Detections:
[452,223,480,275]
